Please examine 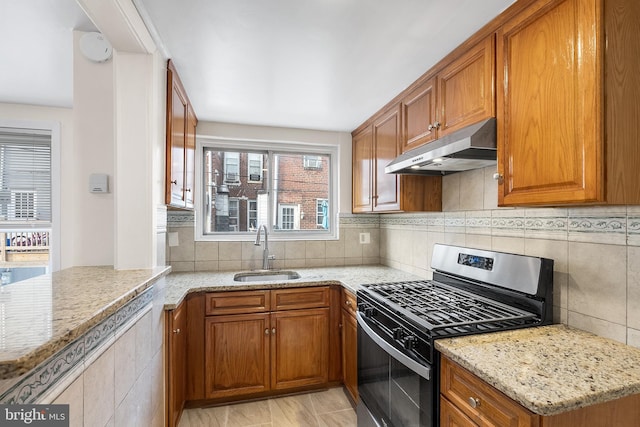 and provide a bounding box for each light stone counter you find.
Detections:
[0,266,170,379]
[435,324,640,416]
[164,265,423,309]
